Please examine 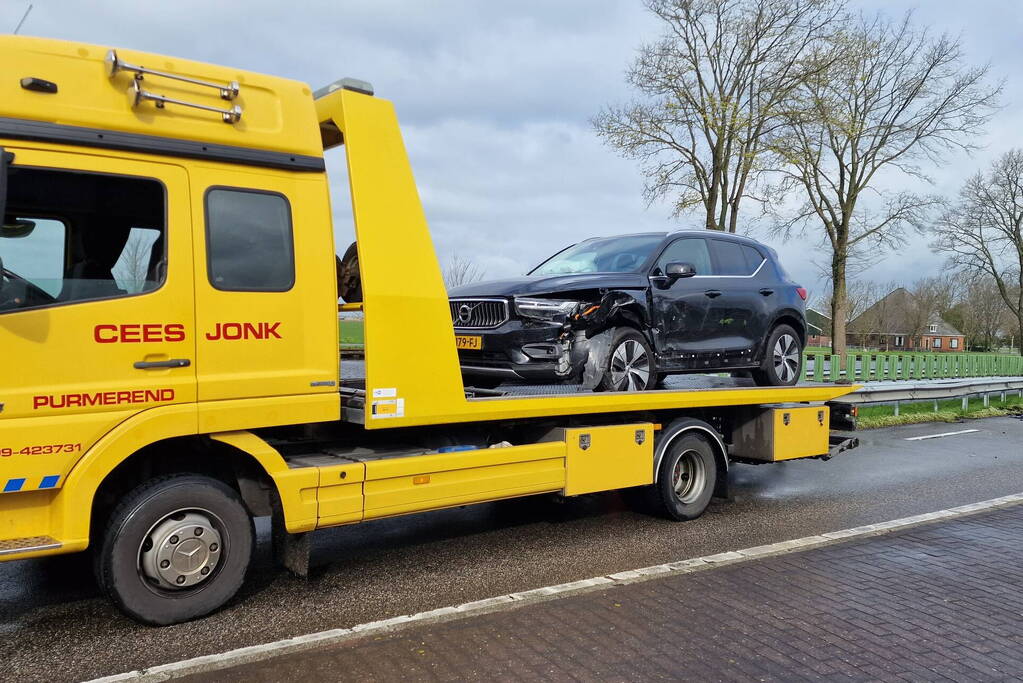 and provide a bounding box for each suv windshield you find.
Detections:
[530,235,663,275]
